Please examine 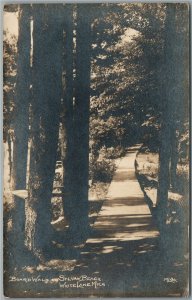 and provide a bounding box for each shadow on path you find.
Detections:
[6,145,188,297]
[68,144,188,297]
